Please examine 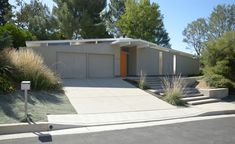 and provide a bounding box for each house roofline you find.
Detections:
[26,38,196,58]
